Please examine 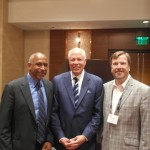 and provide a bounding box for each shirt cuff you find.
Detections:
[59,137,66,143]
[82,135,88,141]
